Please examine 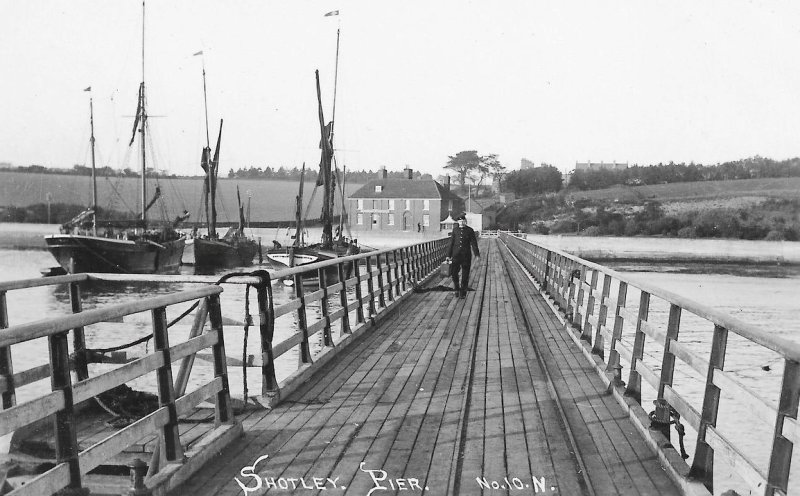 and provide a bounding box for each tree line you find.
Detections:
[567,156,800,191]
[226,166,432,182]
